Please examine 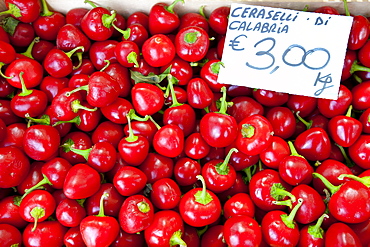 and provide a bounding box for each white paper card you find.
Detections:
[218,3,353,100]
